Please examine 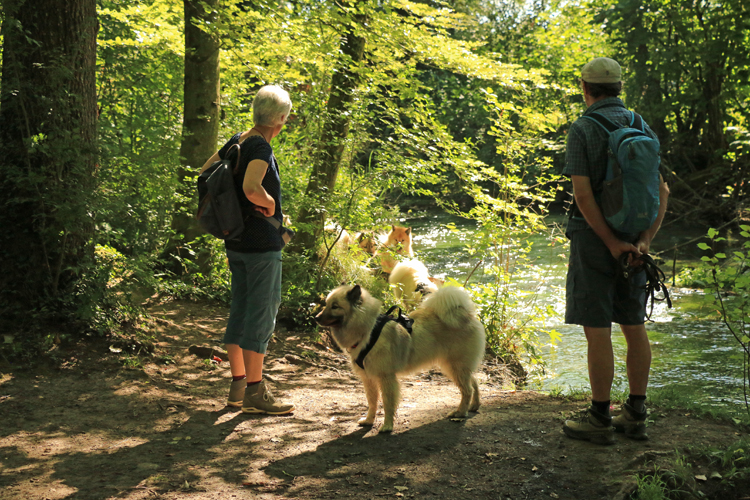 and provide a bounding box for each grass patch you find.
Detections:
[648,386,750,425]
[630,441,750,499]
